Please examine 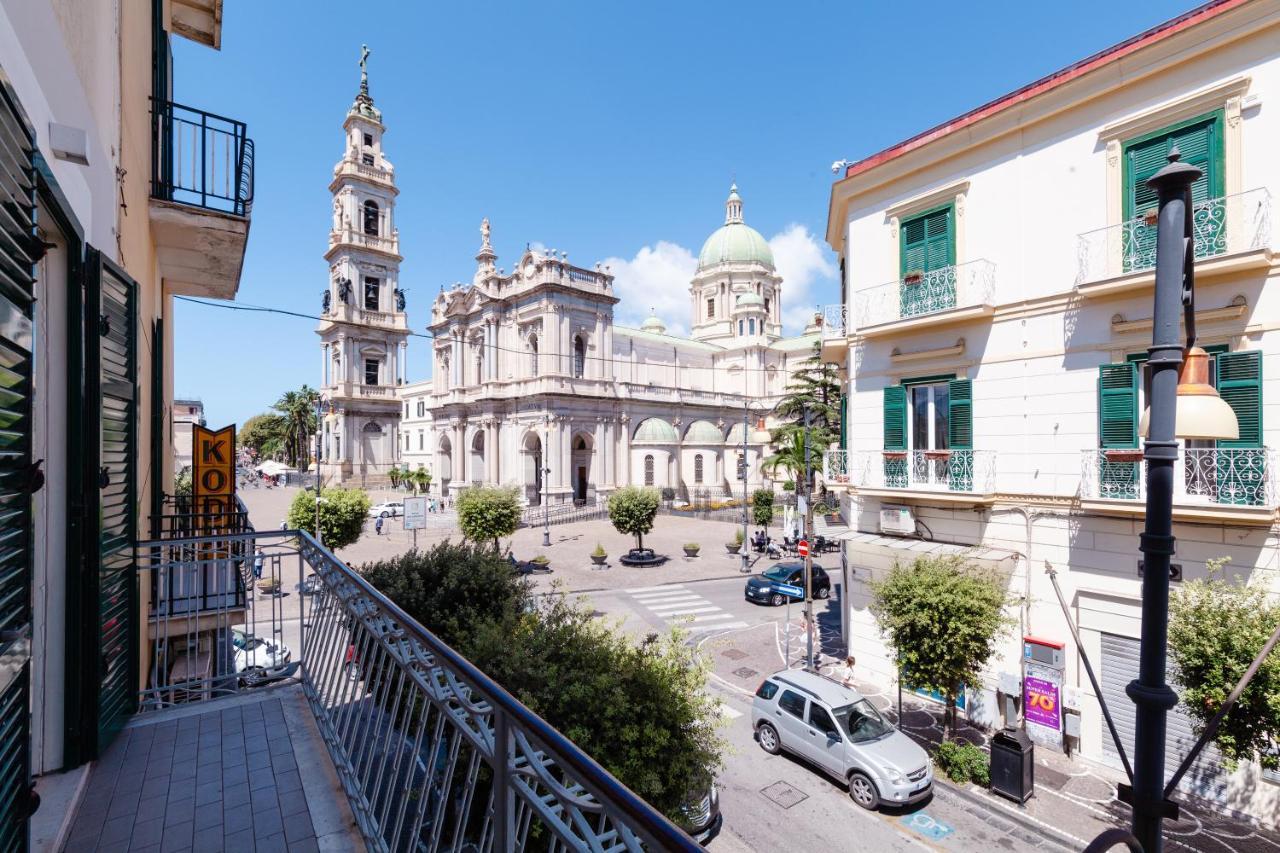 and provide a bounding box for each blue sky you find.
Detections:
[173,0,1198,427]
